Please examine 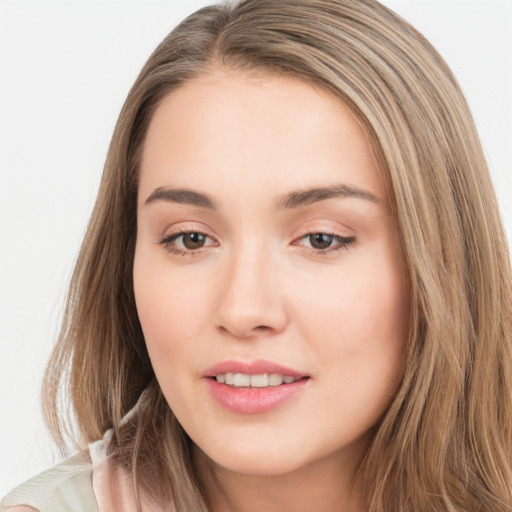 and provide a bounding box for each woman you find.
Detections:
[3,0,512,510]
